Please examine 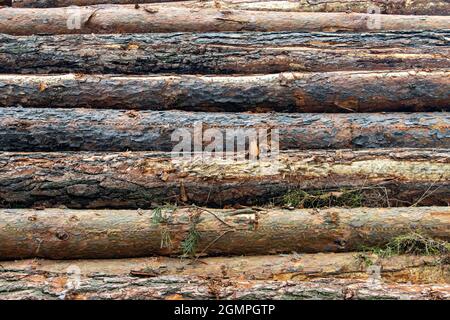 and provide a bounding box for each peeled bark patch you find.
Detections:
[1,31,449,74]
[1,6,450,35]
[0,149,448,208]
[0,108,448,151]
[0,71,449,112]
[0,207,449,259]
